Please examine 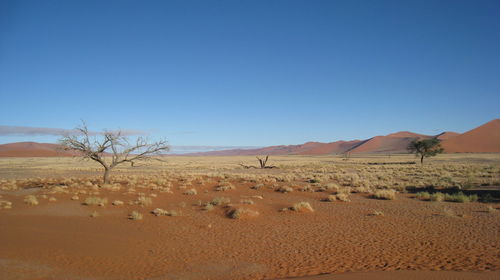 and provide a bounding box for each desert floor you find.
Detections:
[0,154,499,280]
